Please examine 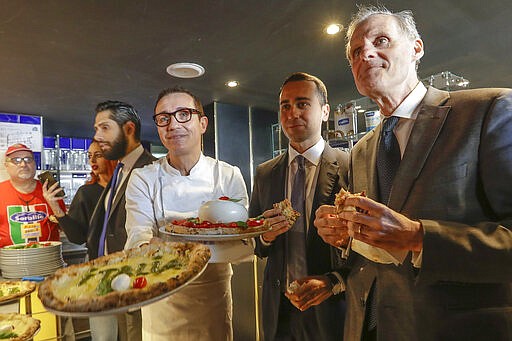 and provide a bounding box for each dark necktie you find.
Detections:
[377,116,401,205]
[98,162,123,257]
[367,117,400,332]
[288,155,307,282]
